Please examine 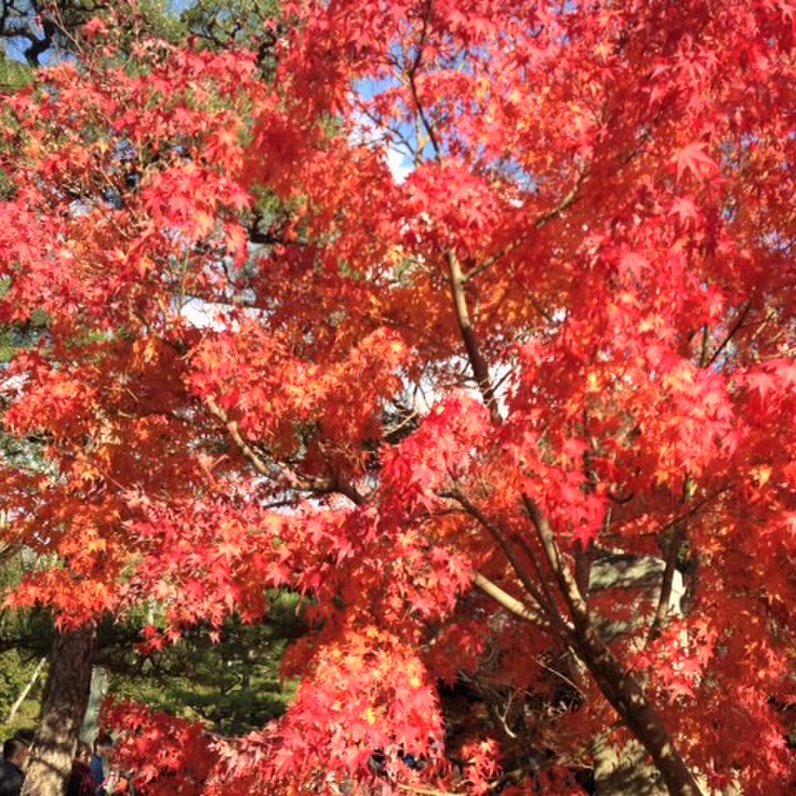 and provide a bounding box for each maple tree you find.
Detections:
[0,0,794,794]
